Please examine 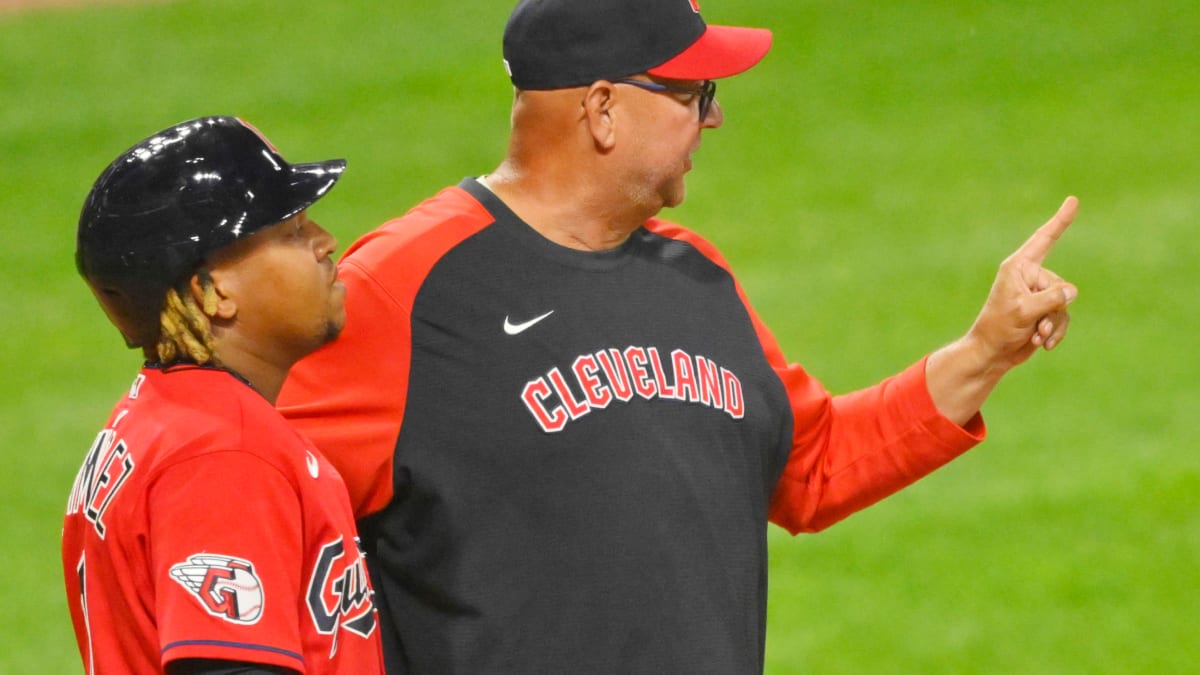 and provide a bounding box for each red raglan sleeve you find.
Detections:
[278,186,495,519]
[766,354,985,533]
[647,219,986,535]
